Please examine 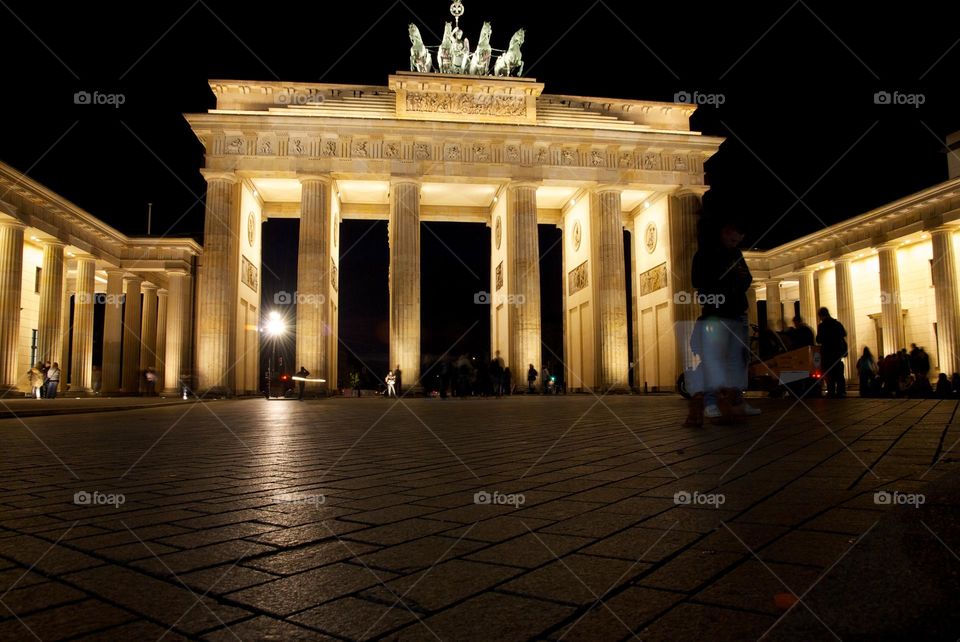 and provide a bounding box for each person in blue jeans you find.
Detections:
[691,214,760,421]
